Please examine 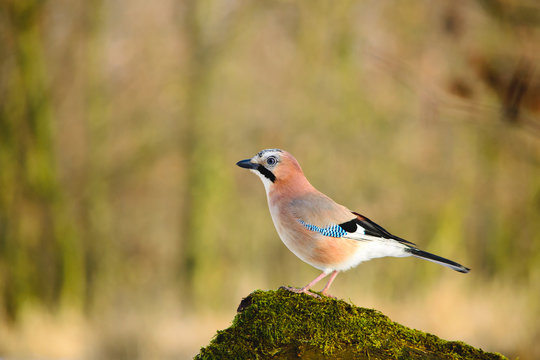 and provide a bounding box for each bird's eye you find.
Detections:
[266,156,277,166]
